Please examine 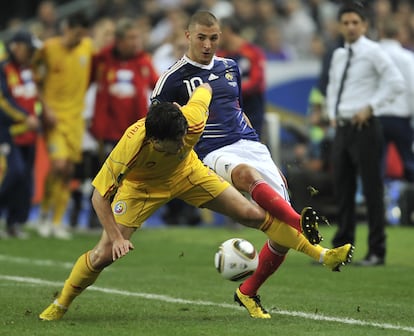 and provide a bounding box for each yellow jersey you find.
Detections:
[33,36,93,120]
[93,86,211,199]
